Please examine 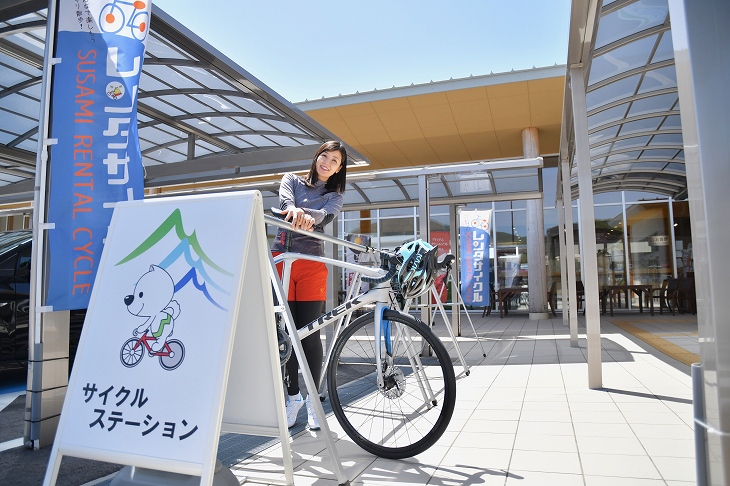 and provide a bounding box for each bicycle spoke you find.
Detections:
[328,310,455,459]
